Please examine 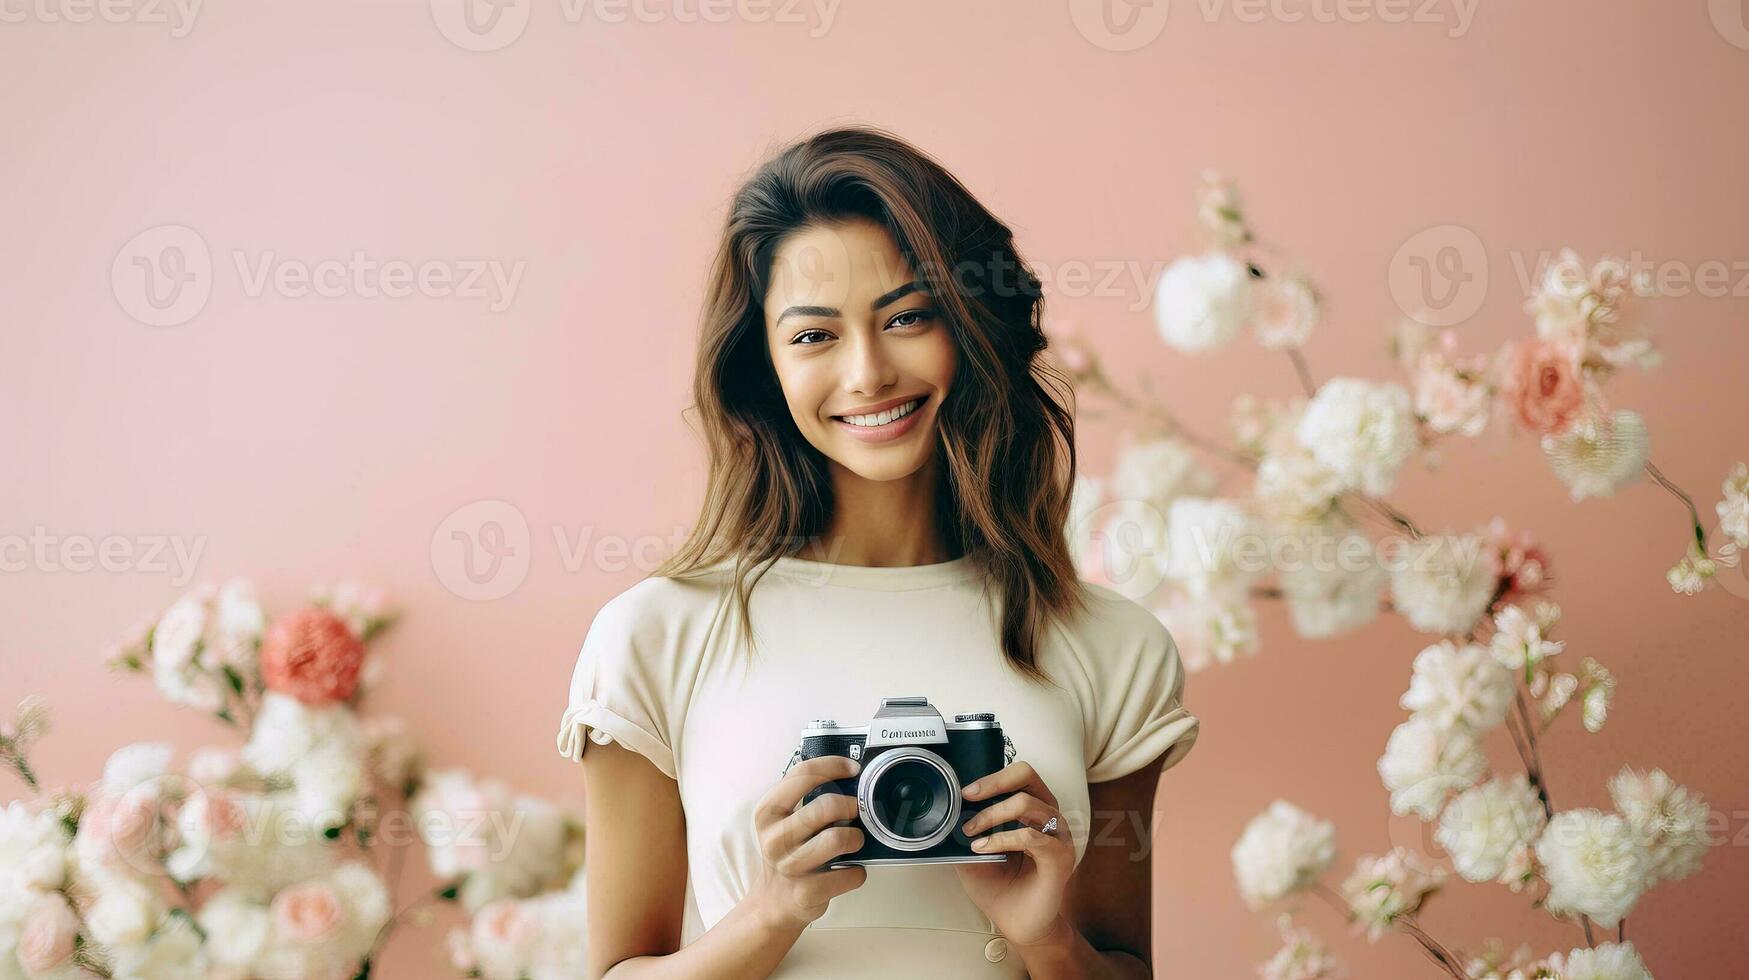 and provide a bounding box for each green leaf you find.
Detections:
[438,883,460,901]
[222,665,245,696]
